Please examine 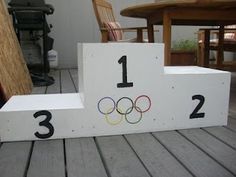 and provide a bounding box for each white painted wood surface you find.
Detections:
[0,69,236,177]
[0,43,231,142]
